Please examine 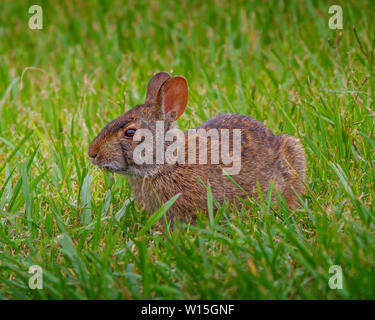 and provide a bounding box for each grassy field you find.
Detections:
[0,0,374,299]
